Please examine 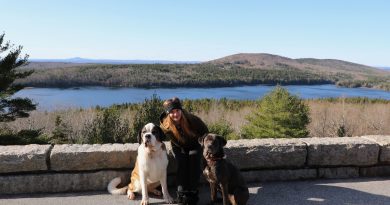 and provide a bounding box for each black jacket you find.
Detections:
[160,110,209,150]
